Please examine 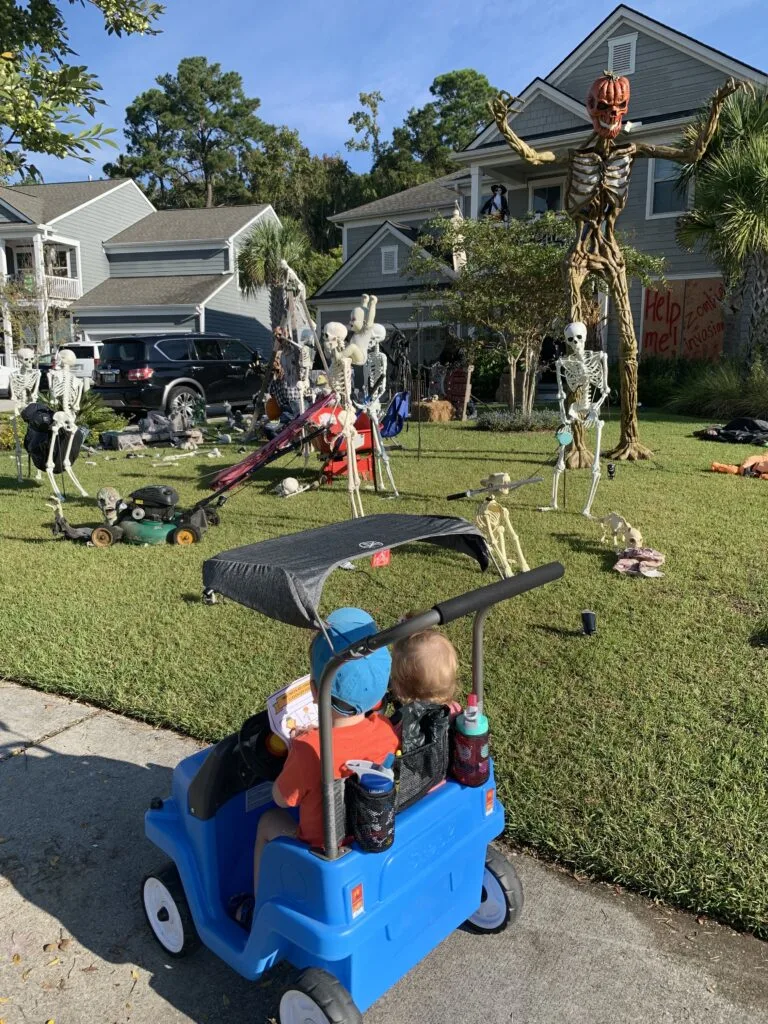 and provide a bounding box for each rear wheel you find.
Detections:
[142,863,199,957]
[90,525,115,548]
[171,524,201,545]
[465,845,523,934]
[166,385,202,420]
[279,968,362,1024]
